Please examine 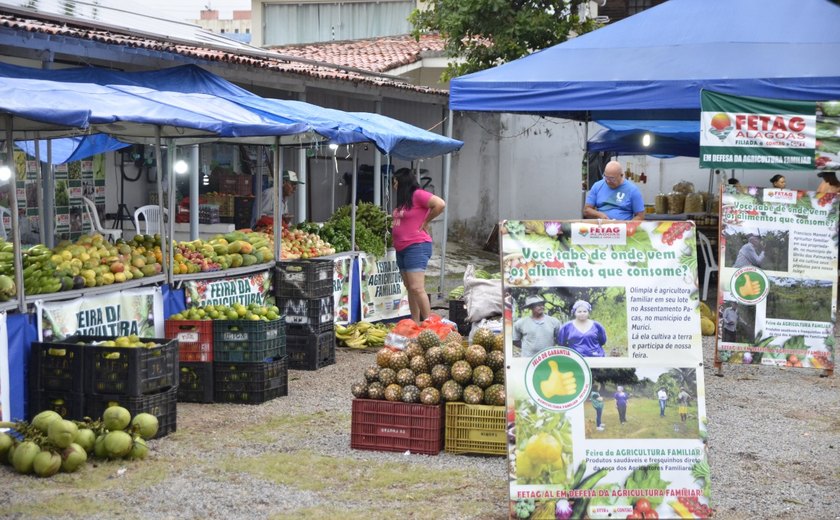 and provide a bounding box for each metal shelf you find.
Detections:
[24,275,166,305]
[172,263,272,283]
